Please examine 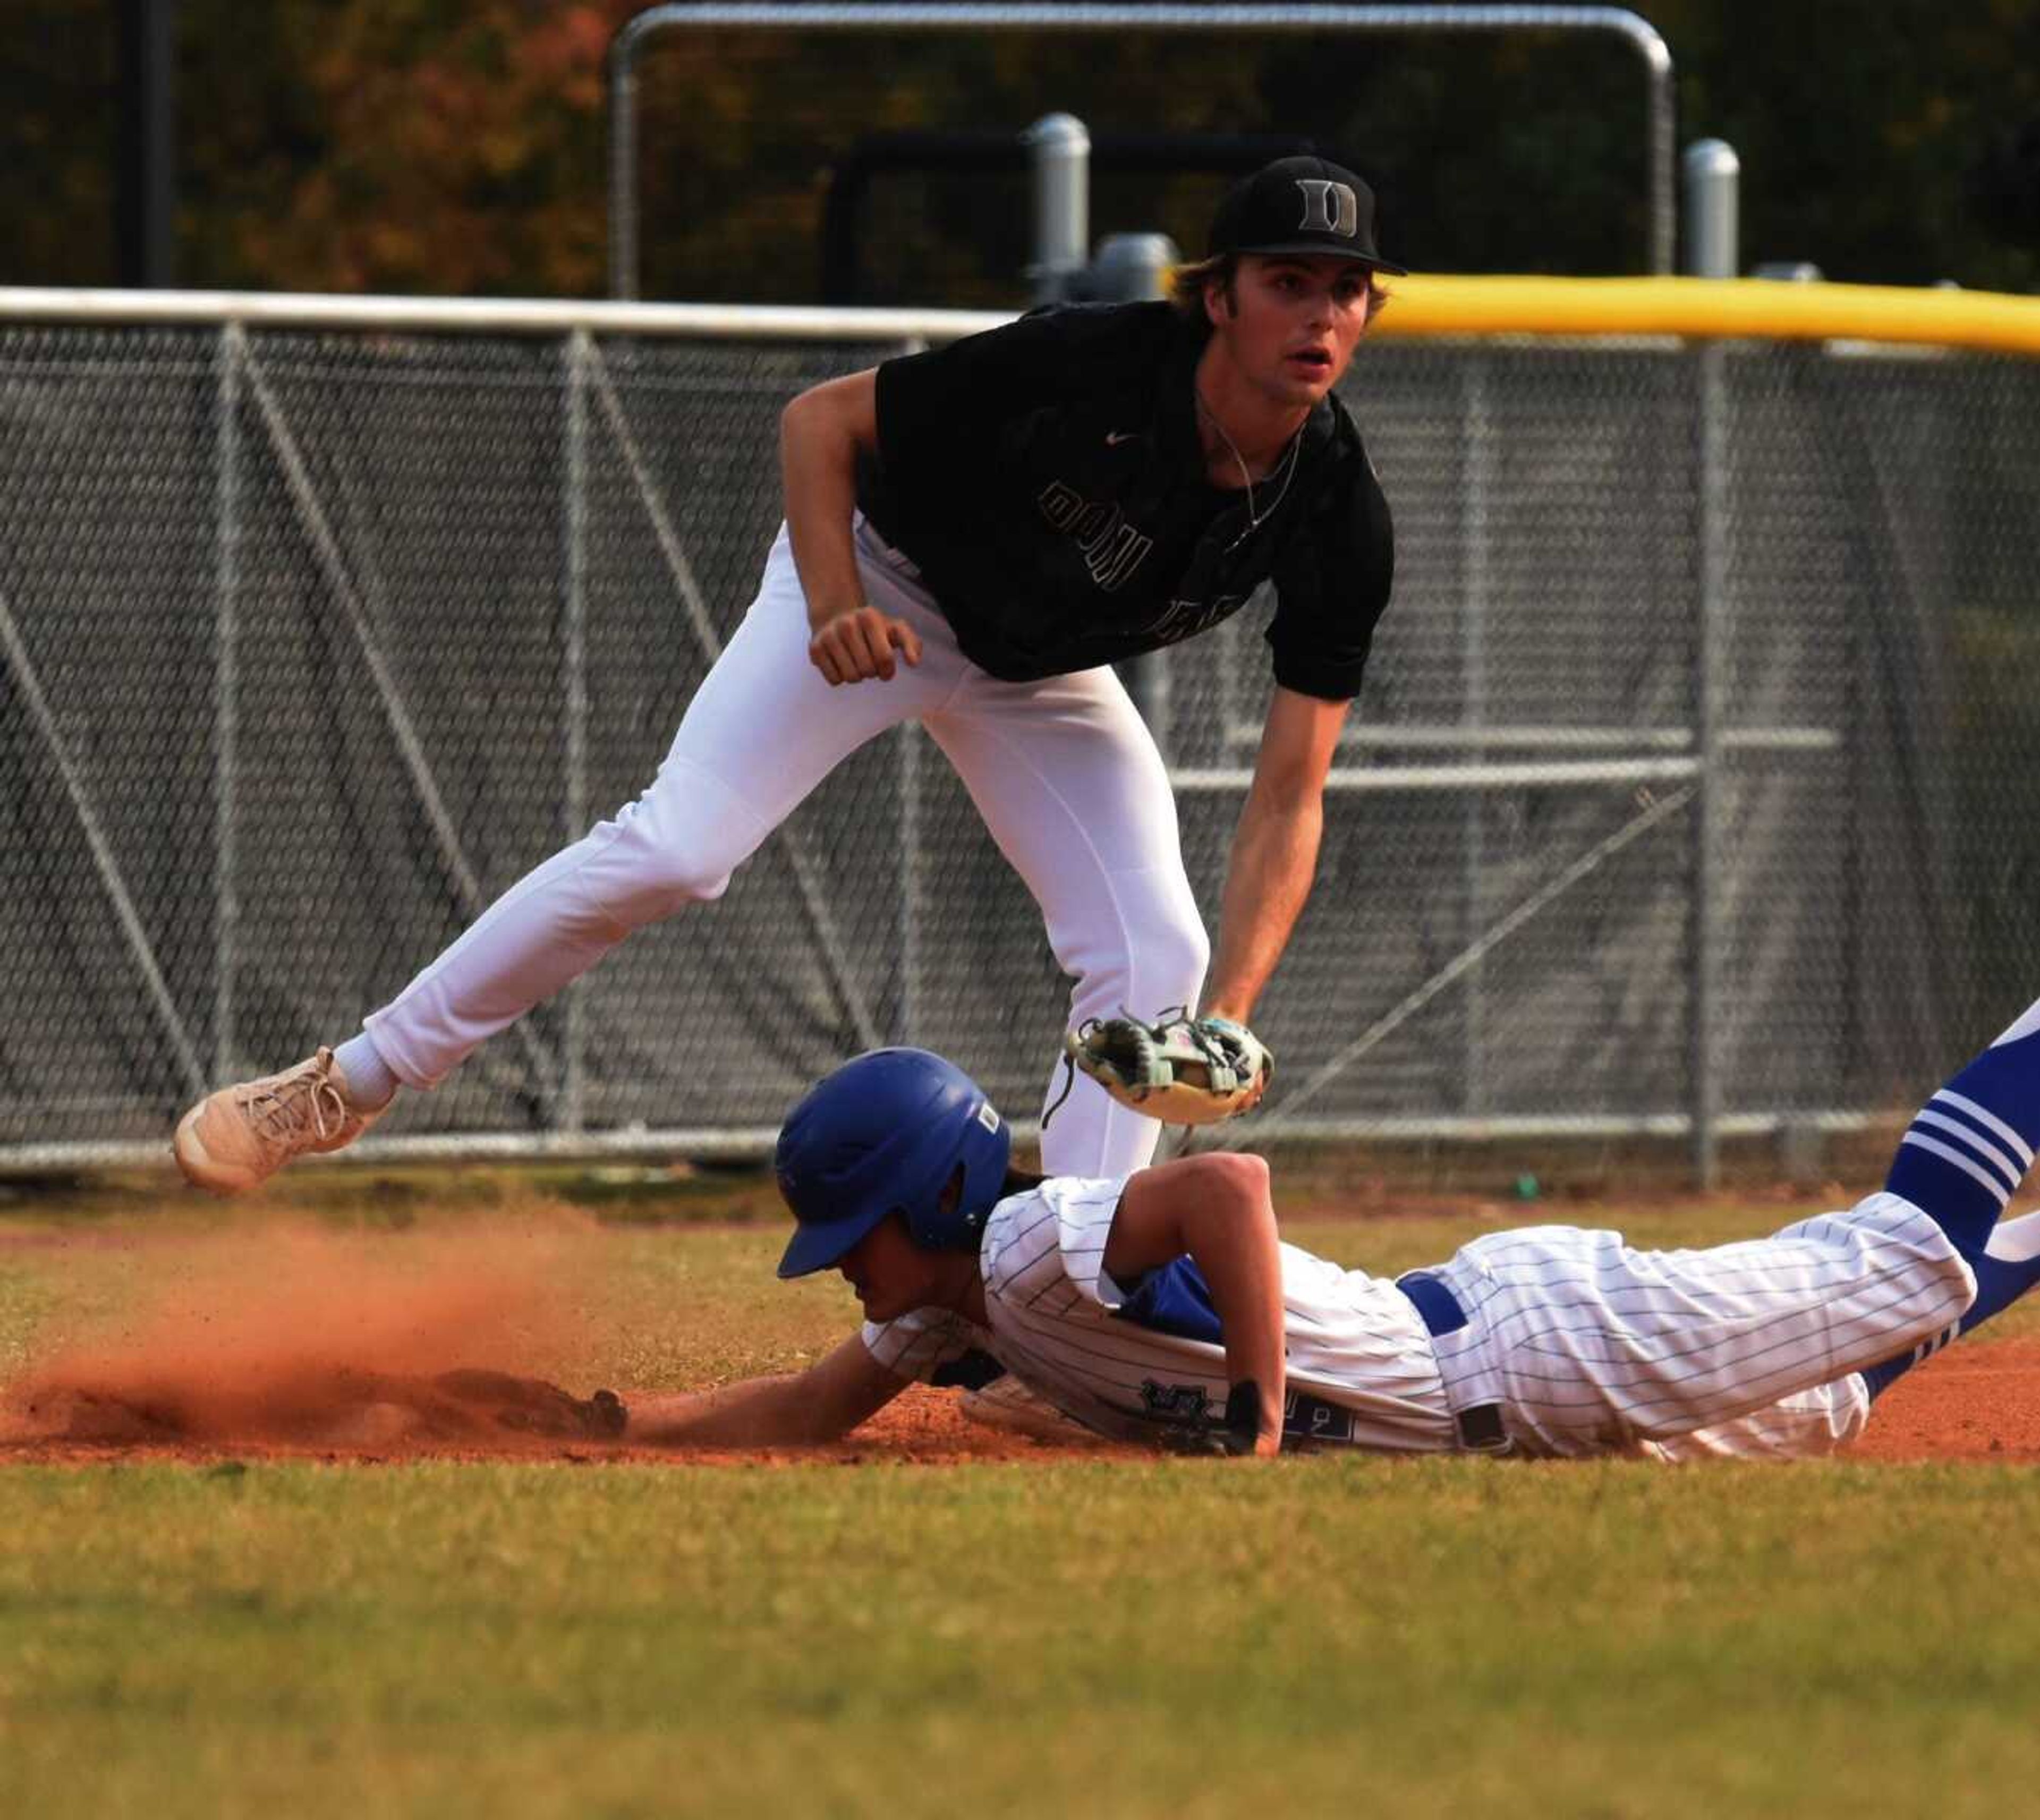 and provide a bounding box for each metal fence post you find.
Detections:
[1460,356,1493,1117]
[212,322,244,1083]
[1682,139,1739,283]
[561,328,591,1134]
[1025,114,1090,307]
[1685,138,1738,1189]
